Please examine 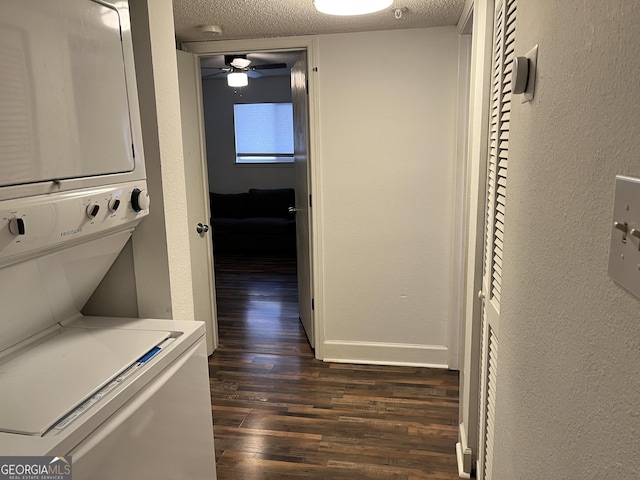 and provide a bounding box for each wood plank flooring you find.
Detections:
[210,254,460,480]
